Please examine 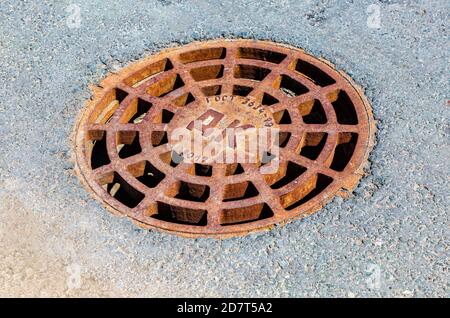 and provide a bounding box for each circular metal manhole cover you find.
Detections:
[74,39,375,238]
